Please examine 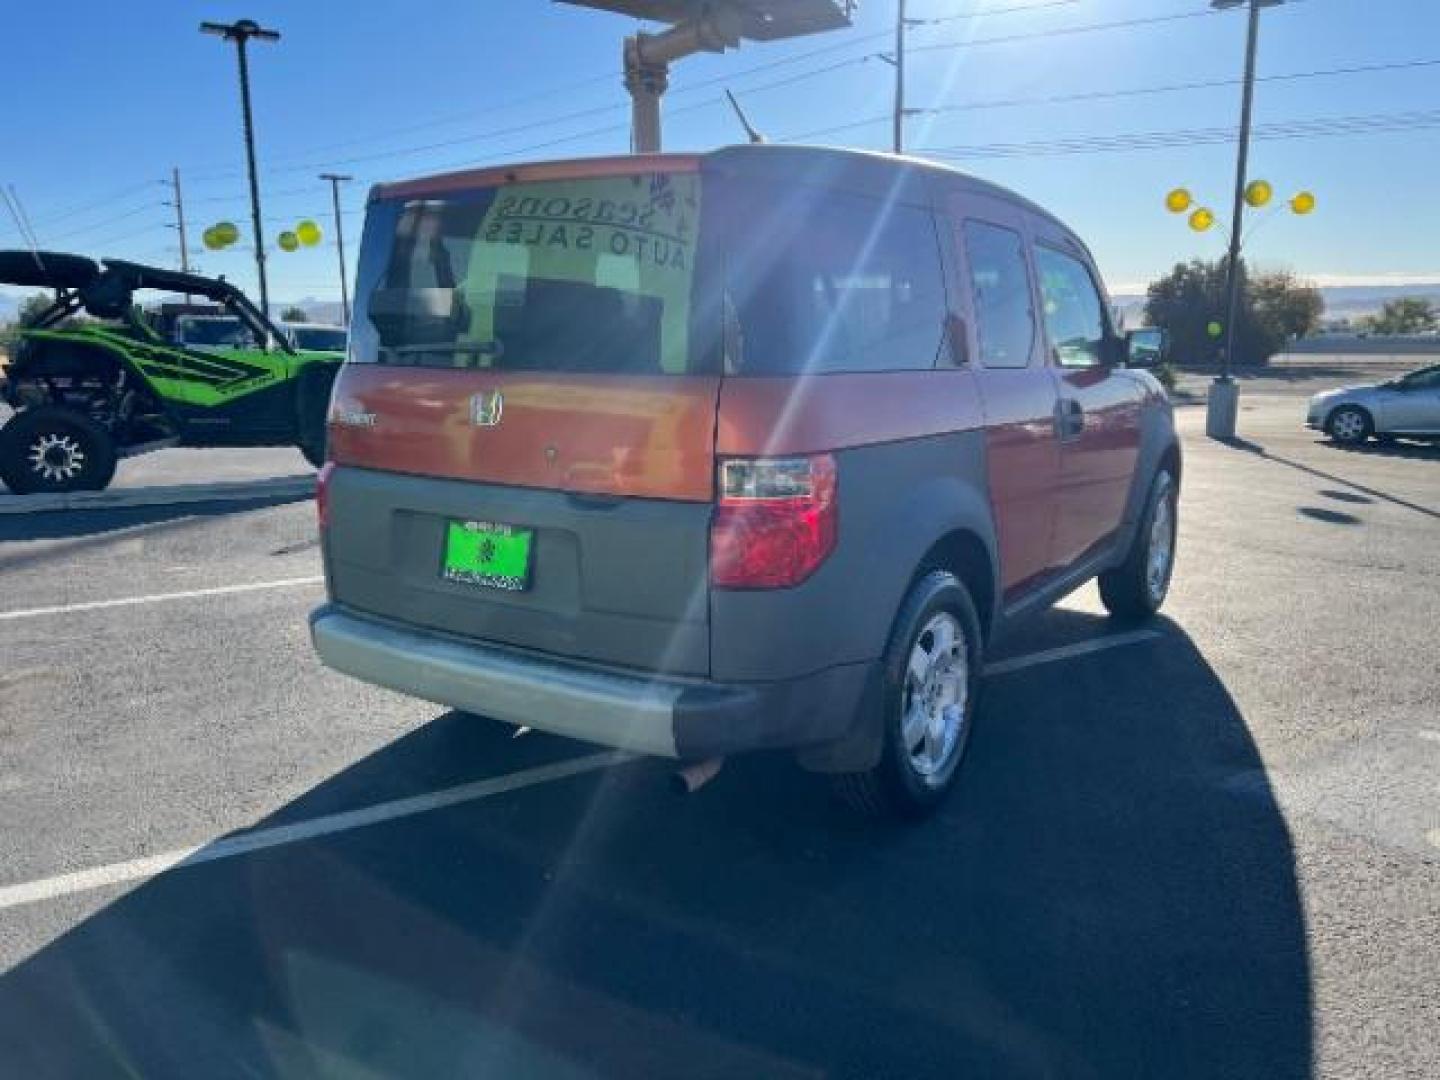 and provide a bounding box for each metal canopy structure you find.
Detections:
[556,1,856,151]
[560,0,854,40]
